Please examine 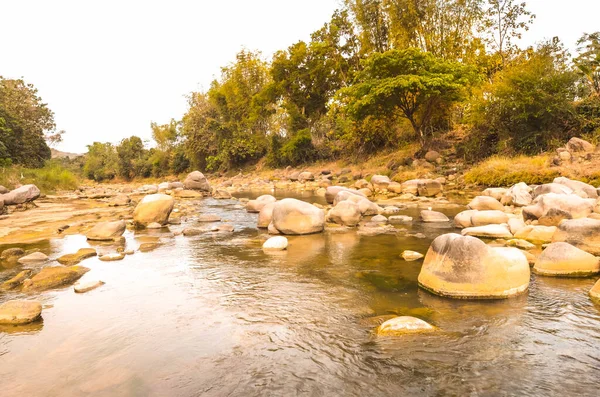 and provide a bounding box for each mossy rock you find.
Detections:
[57,248,97,266]
[22,265,90,291]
